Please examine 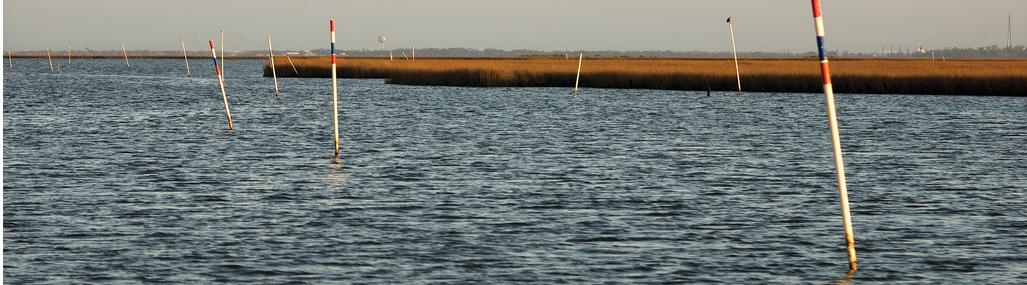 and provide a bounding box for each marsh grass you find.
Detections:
[264,57,1027,95]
